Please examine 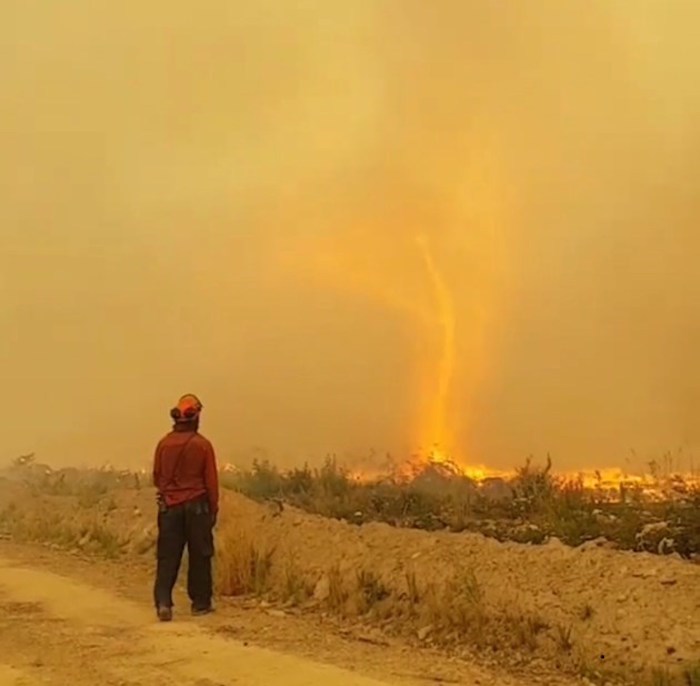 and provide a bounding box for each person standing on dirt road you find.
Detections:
[152,393,219,622]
